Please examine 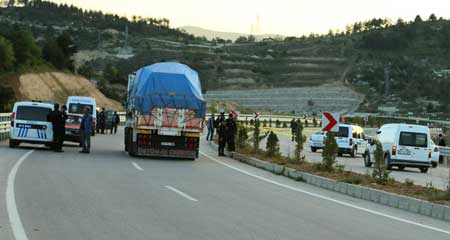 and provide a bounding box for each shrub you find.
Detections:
[405,178,414,187]
[282,122,287,128]
[322,131,338,171]
[237,124,249,149]
[266,131,280,157]
[275,120,281,128]
[304,120,308,127]
[312,118,318,127]
[340,175,363,185]
[372,140,391,184]
[294,121,306,162]
[252,119,268,153]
